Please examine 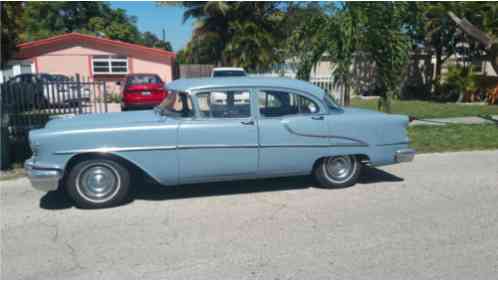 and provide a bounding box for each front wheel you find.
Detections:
[313,155,361,188]
[65,159,131,208]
